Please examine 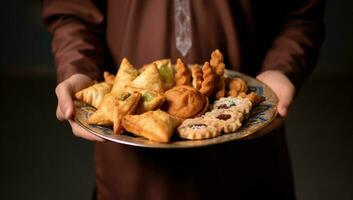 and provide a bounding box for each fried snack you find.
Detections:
[204,108,244,133]
[199,62,215,98]
[193,97,209,118]
[122,110,182,143]
[191,64,203,90]
[245,92,262,106]
[103,71,115,85]
[214,63,226,99]
[87,91,141,134]
[177,117,221,140]
[75,82,112,109]
[210,49,224,67]
[125,86,165,114]
[111,58,138,93]
[141,59,175,90]
[175,58,191,86]
[227,77,248,97]
[164,85,207,119]
[210,49,226,99]
[130,63,164,93]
